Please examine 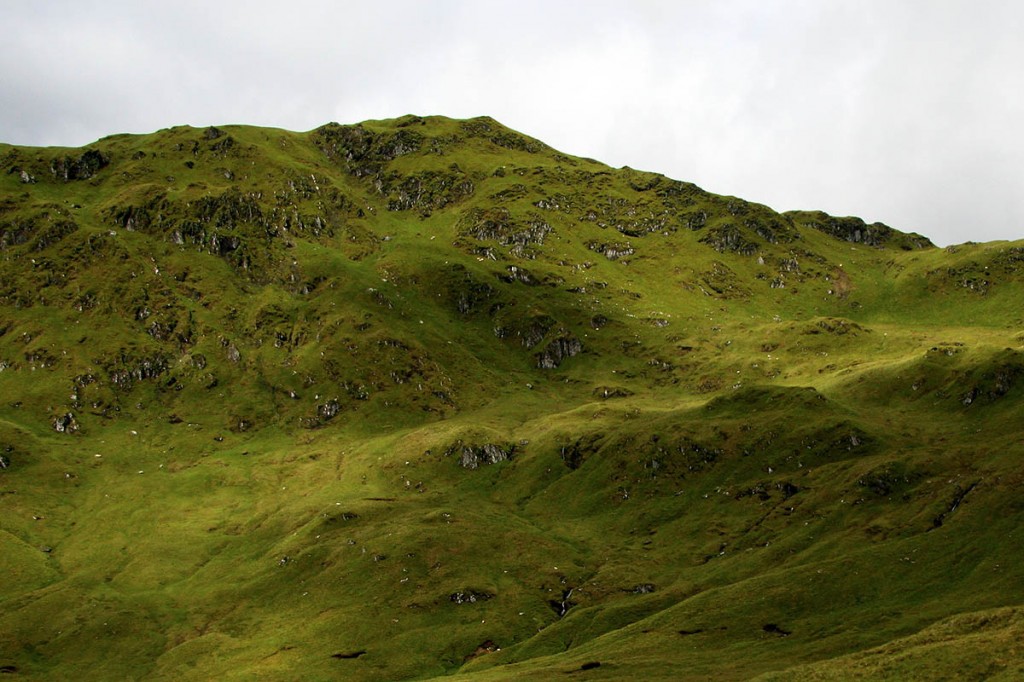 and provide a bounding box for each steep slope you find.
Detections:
[1,115,1023,680]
